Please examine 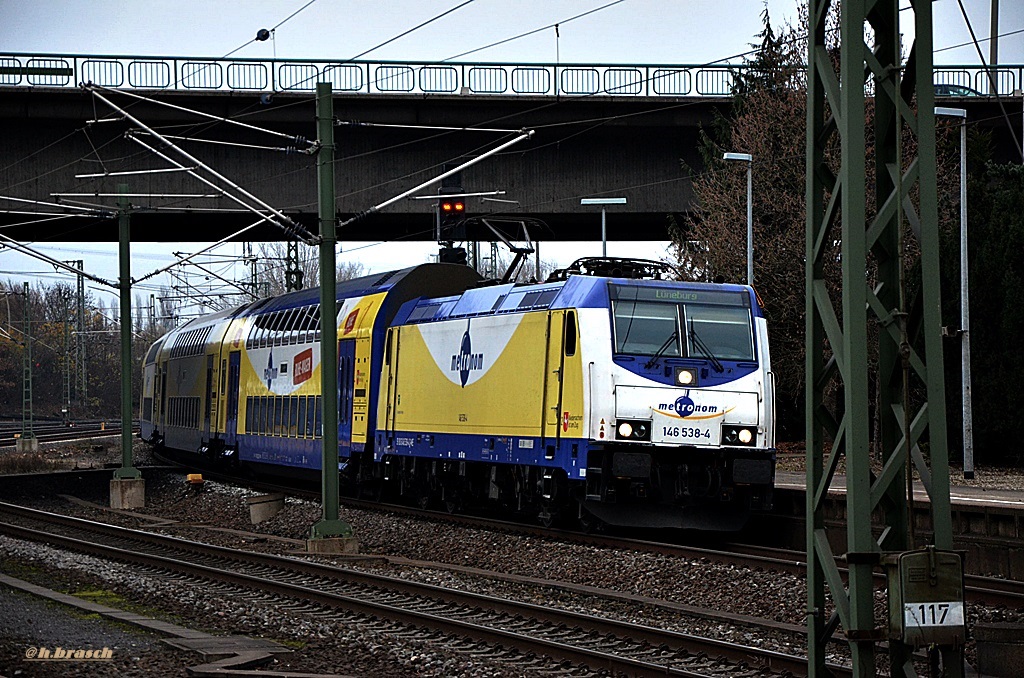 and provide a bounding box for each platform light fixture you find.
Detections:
[722,152,753,285]
[581,197,627,257]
